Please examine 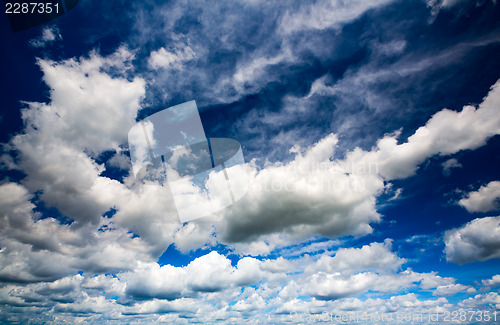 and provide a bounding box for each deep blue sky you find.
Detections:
[1,0,500,323]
